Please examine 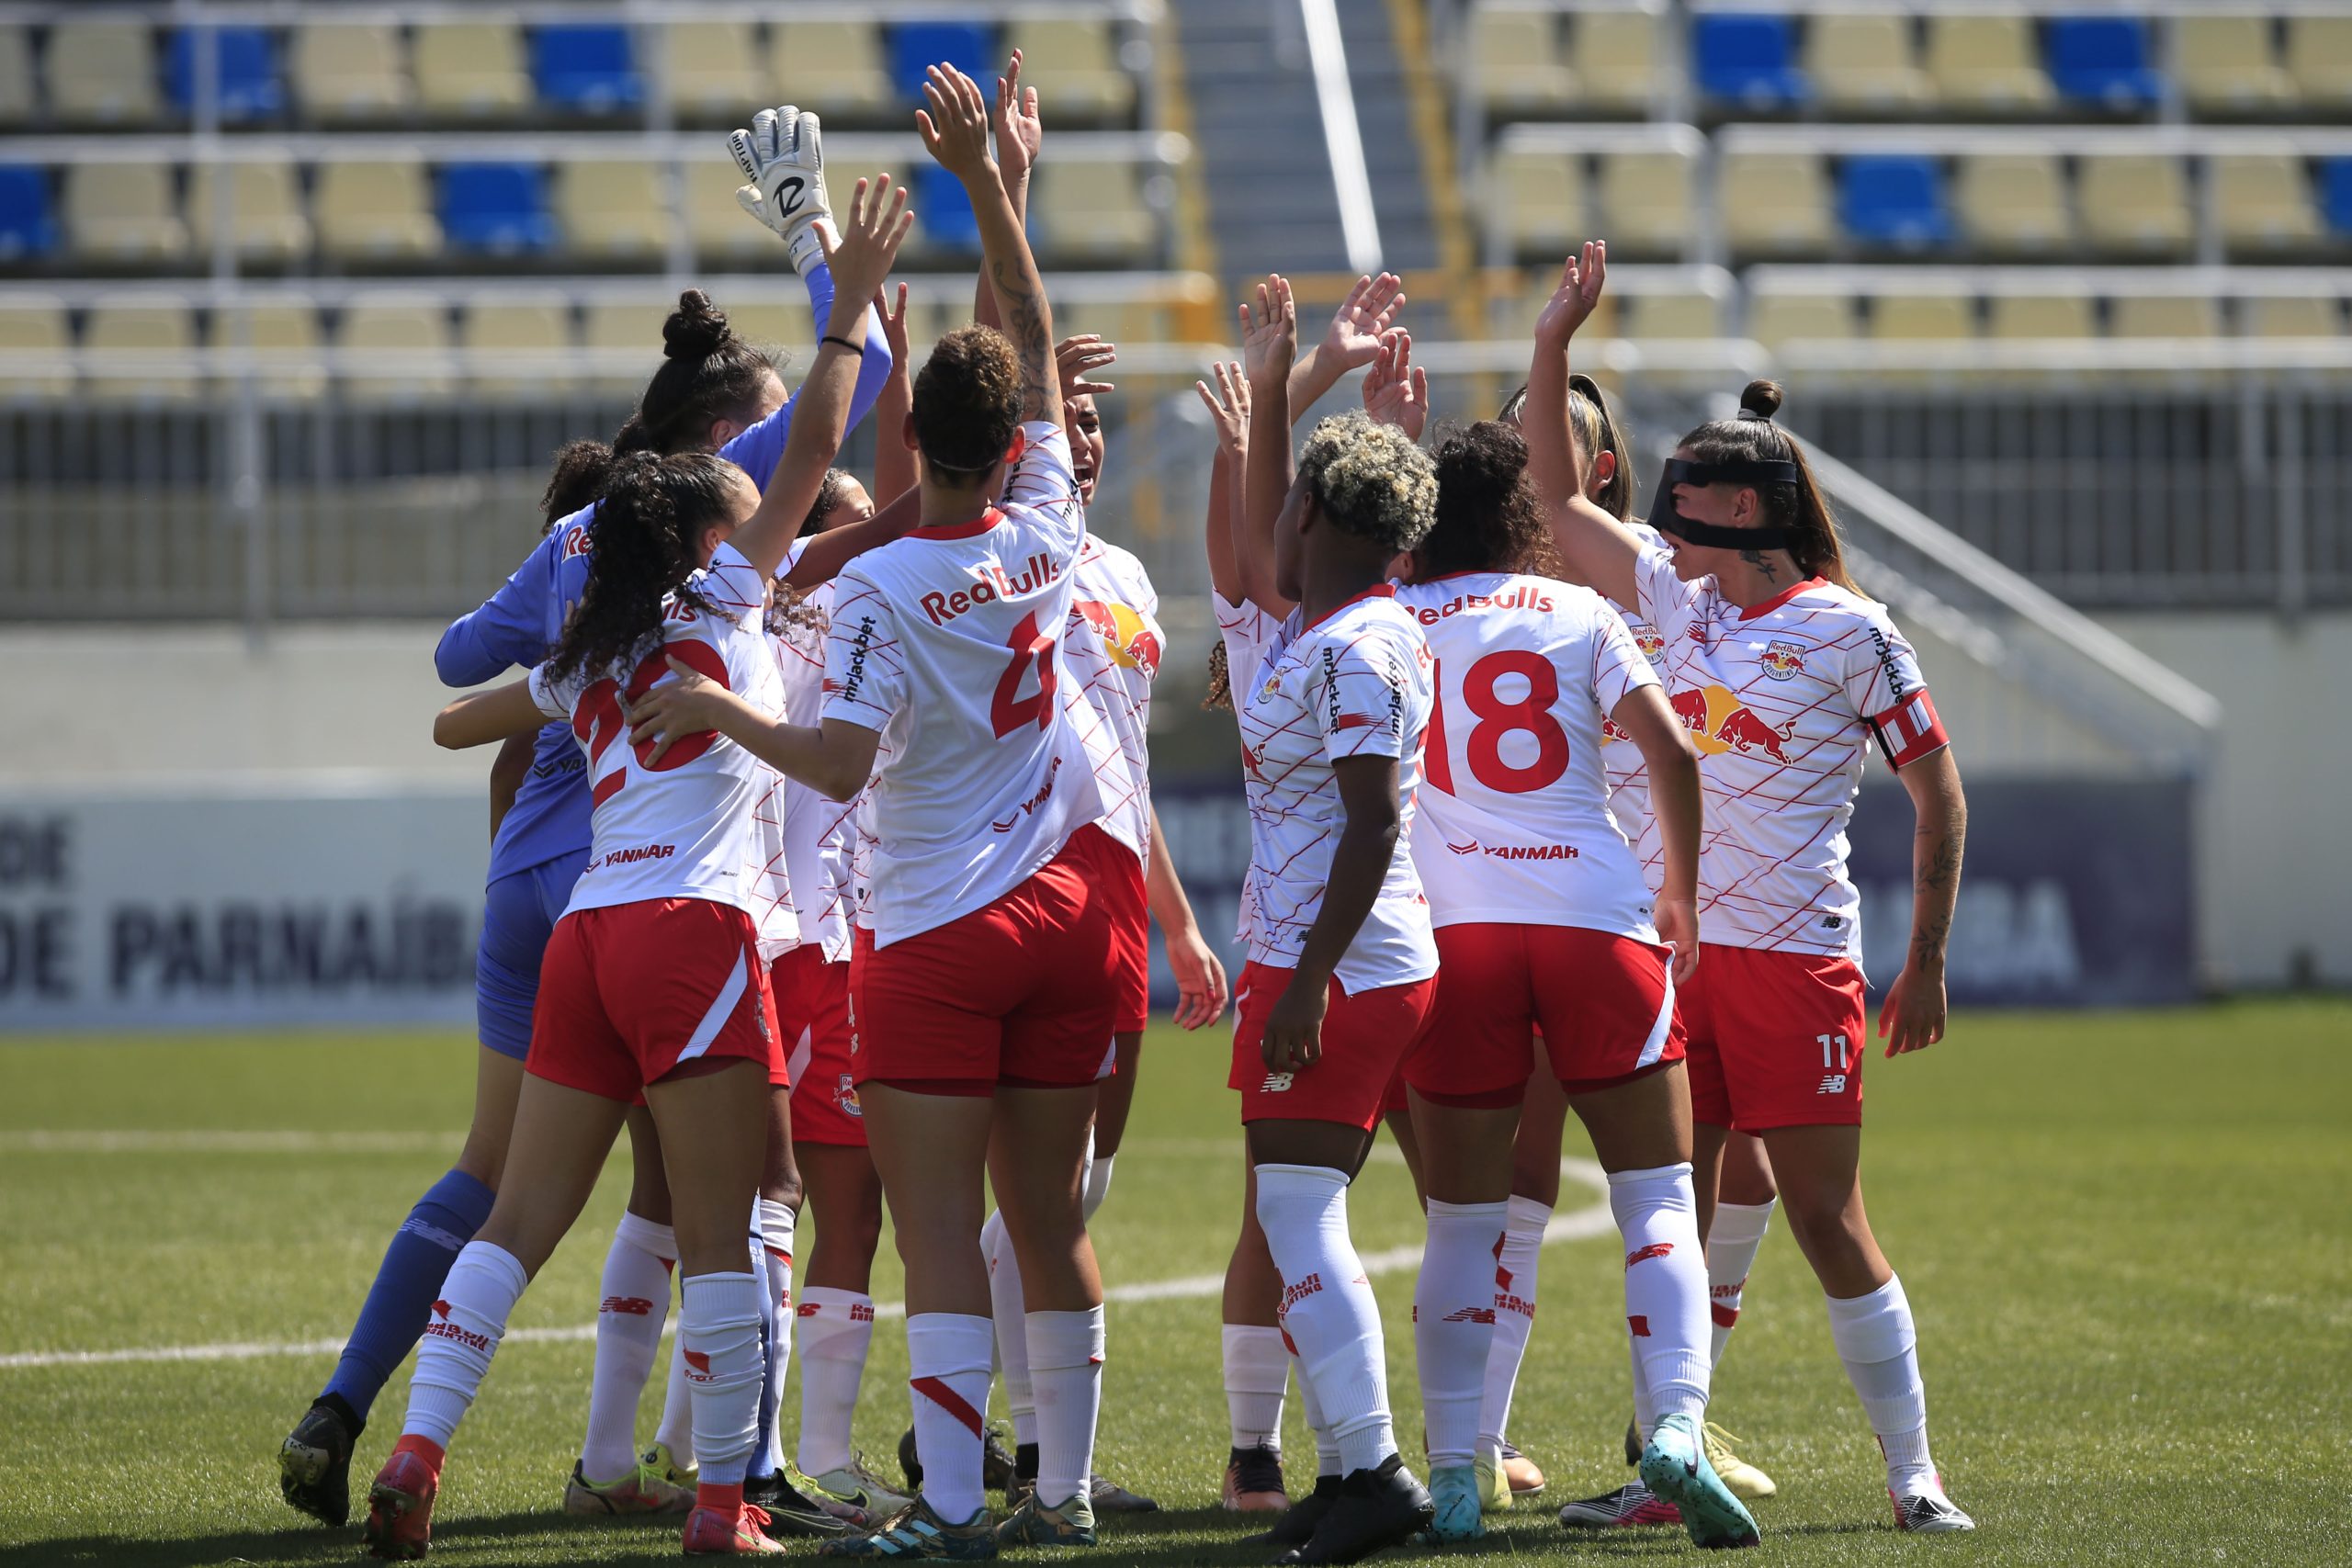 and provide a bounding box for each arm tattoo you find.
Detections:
[989,258,1052,418]
[1910,809,1965,962]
